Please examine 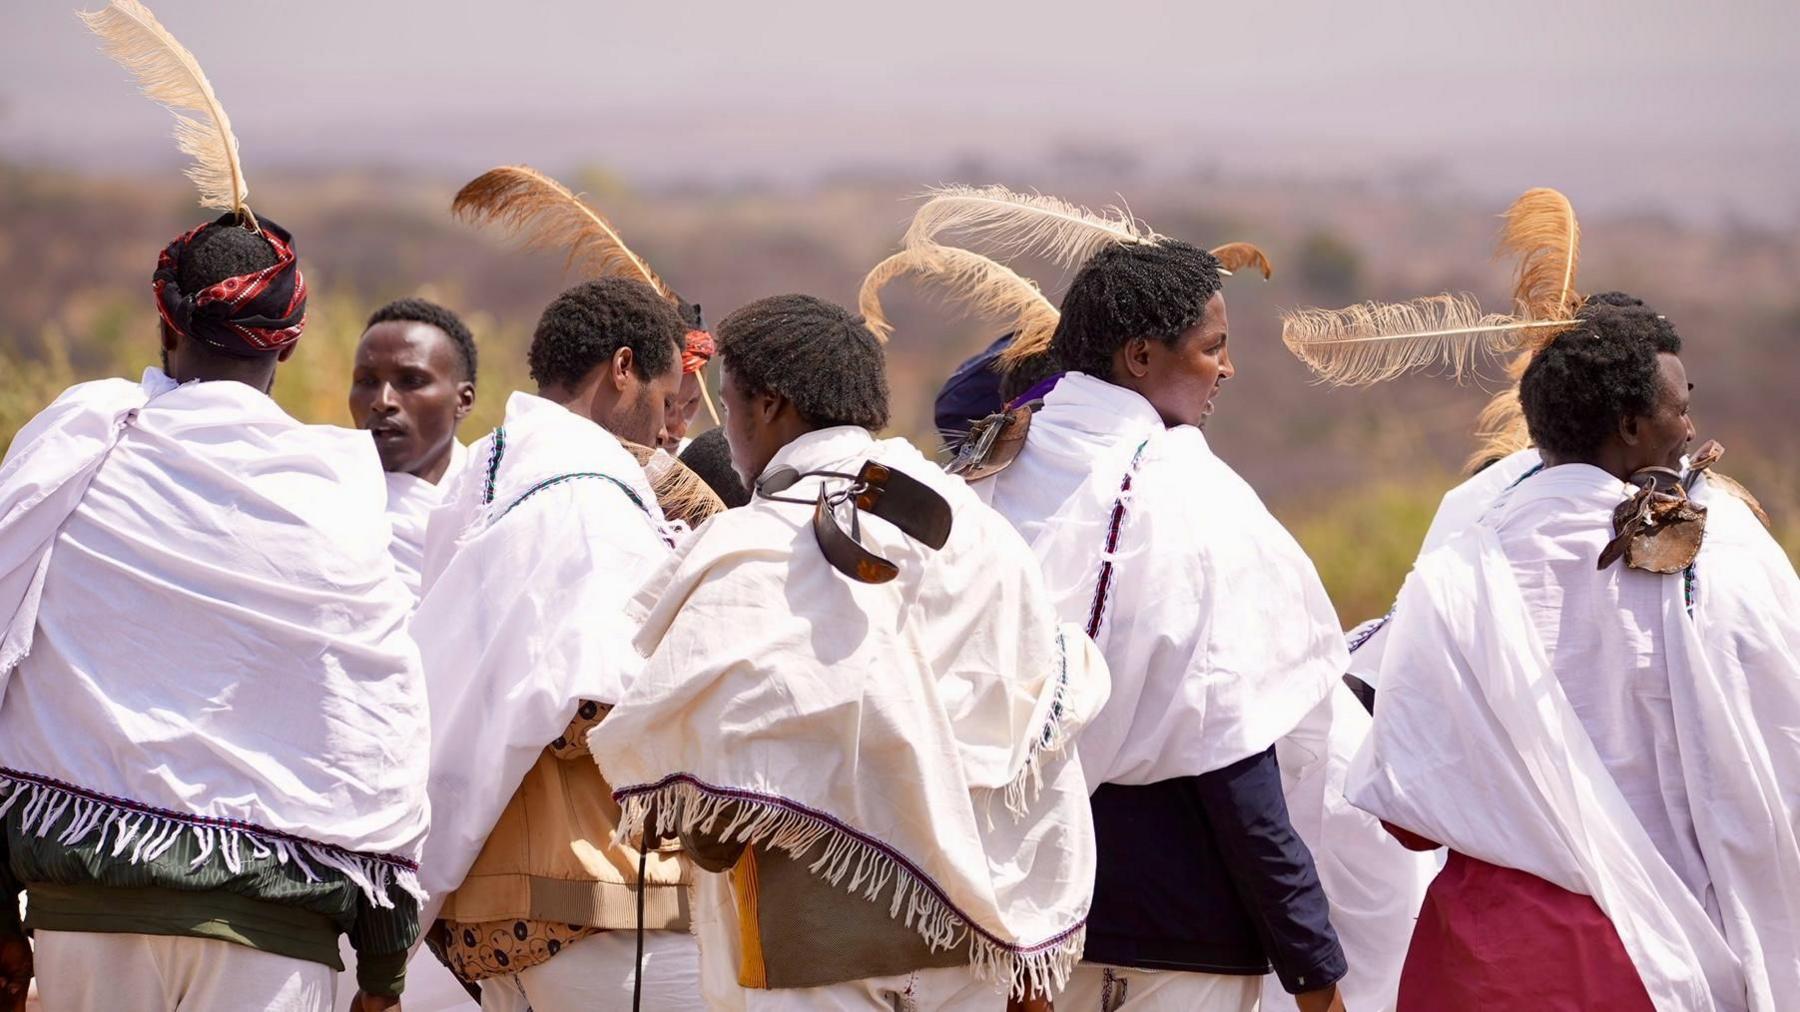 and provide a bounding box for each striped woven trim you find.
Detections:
[1084,440,1150,640]
[496,472,649,522]
[481,425,507,505]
